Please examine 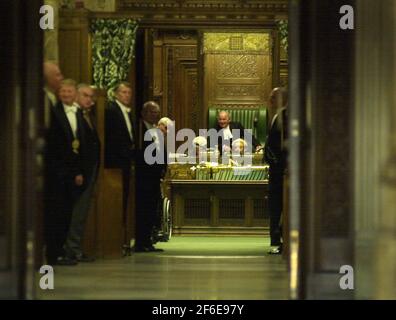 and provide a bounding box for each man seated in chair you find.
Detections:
[210,110,261,155]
